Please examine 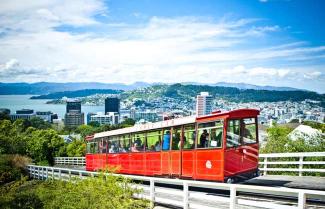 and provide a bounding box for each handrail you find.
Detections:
[26,164,325,209]
[259,152,325,176]
[54,152,325,176]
